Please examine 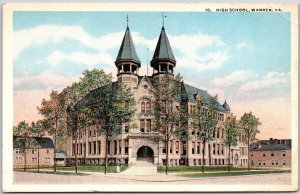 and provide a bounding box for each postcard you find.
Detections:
[2,2,298,192]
